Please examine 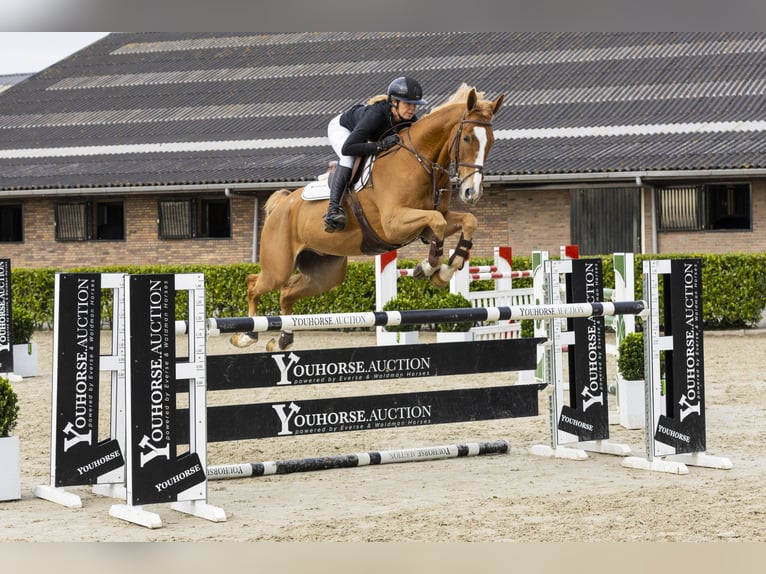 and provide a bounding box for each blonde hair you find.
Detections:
[366,94,388,105]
